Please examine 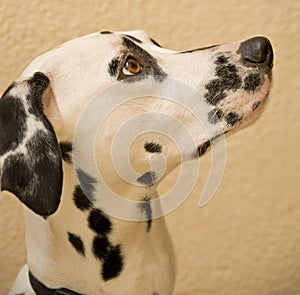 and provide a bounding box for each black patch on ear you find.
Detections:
[144,142,162,153]
[225,112,242,126]
[243,73,262,92]
[137,171,157,185]
[197,140,211,157]
[59,140,73,163]
[73,184,93,211]
[101,244,124,281]
[0,96,27,154]
[67,232,85,256]
[205,58,242,105]
[88,209,112,236]
[108,58,120,77]
[0,72,63,216]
